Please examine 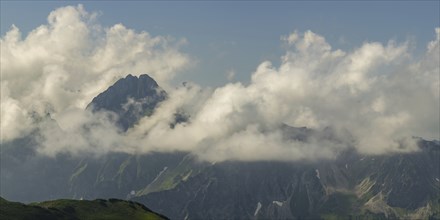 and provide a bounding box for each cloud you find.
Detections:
[1,5,191,141]
[36,109,124,156]
[127,29,439,161]
[1,5,438,162]
[226,69,235,81]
